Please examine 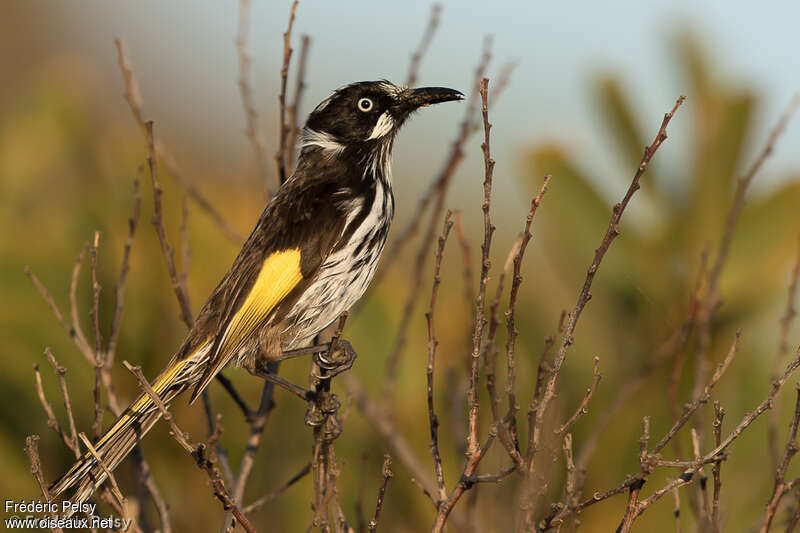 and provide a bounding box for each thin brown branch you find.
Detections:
[770,237,800,467]
[114,38,243,244]
[89,231,104,440]
[711,402,725,533]
[503,175,551,455]
[527,96,685,531]
[123,361,255,533]
[275,0,299,186]
[287,34,311,171]
[693,93,800,448]
[33,364,71,453]
[236,0,271,197]
[107,169,142,365]
[426,211,454,502]
[405,4,442,87]
[377,37,494,284]
[43,348,80,459]
[78,432,126,510]
[368,455,394,533]
[145,121,194,329]
[673,488,682,533]
[554,346,800,530]
[468,77,496,458]
[761,383,800,533]
[429,77,498,533]
[653,331,740,455]
[25,435,63,533]
[243,463,311,514]
[486,236,522,464]
[25,257,90,364]
[452,212,475,313]
[577,246,709,474]
[556,357,601,435]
